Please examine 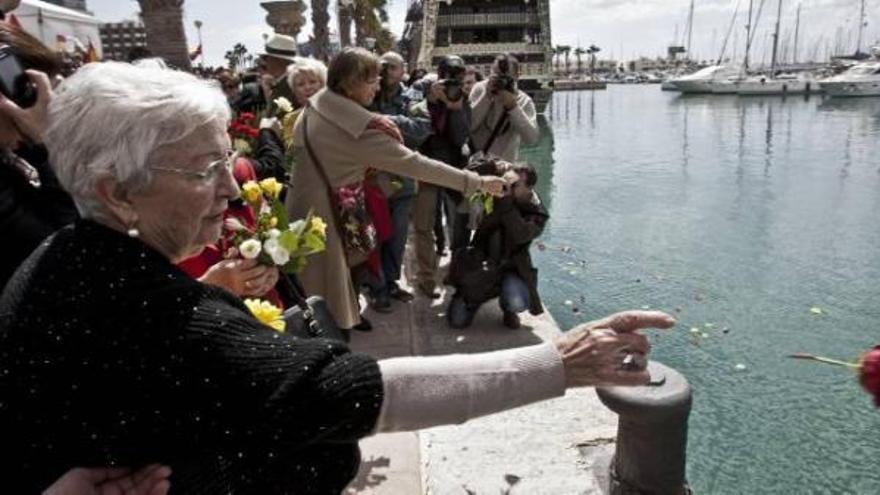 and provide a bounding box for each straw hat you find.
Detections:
[261,33,298,62]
